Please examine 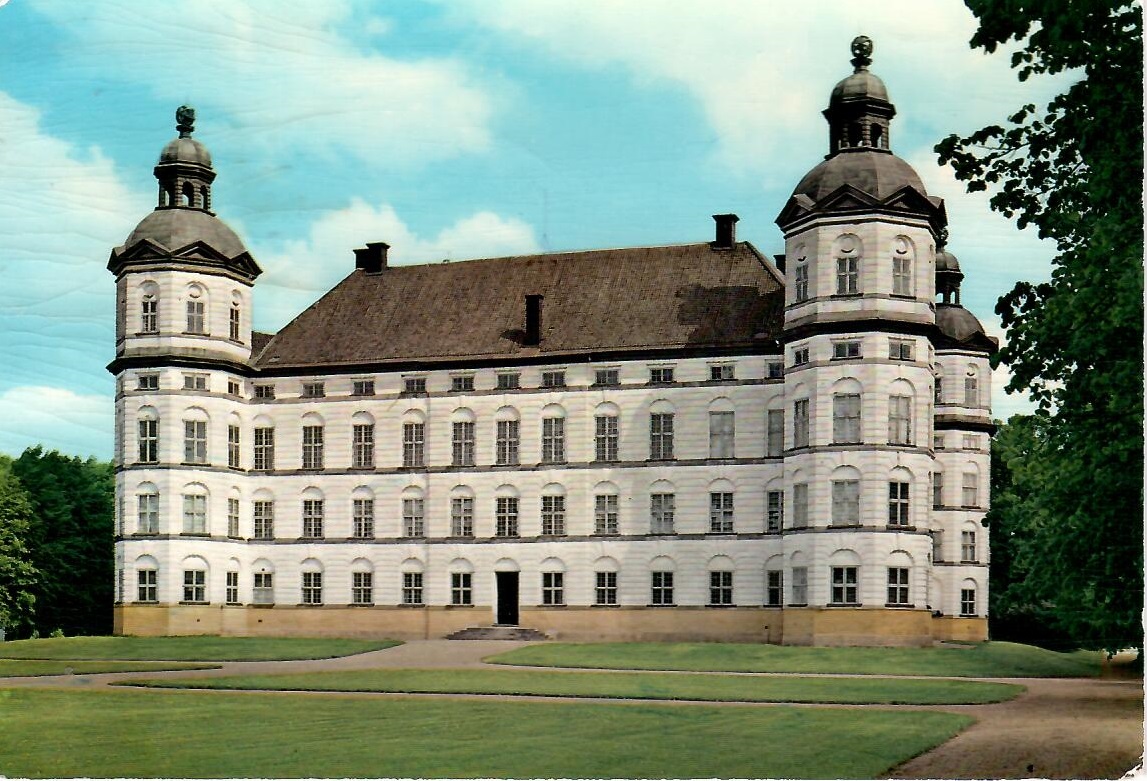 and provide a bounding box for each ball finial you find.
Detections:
[850,35,873,71]
[175,105,196,138]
